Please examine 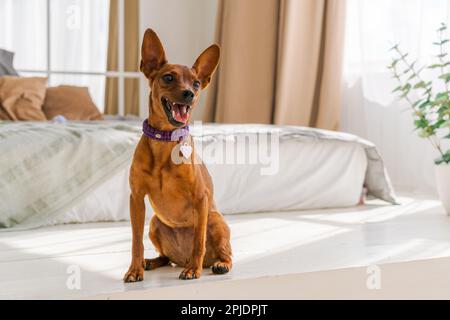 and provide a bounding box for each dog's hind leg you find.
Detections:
[207,211,232,275]
[147,215,174,270]
[145,256,170,270]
